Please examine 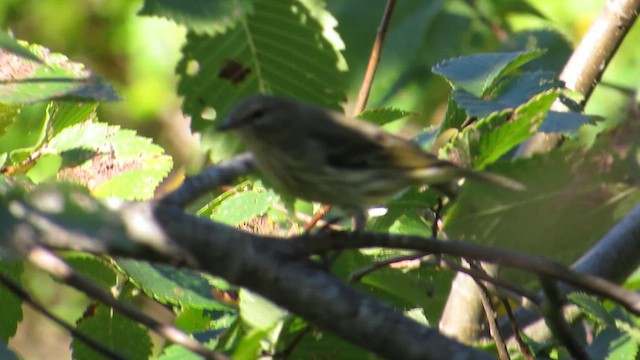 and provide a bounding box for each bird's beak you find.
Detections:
[216,118,237,131]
